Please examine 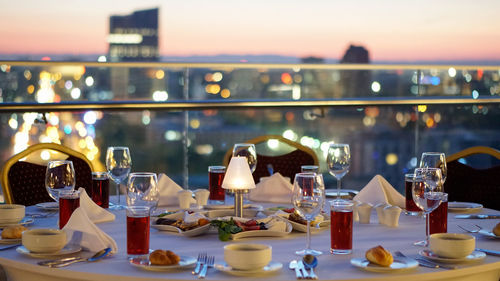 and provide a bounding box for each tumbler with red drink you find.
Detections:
[208,166,225,204]
[59,190,80,229]
[330,199,354,254]
[126,206,150,257]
